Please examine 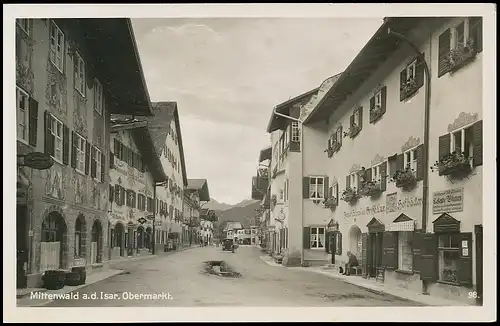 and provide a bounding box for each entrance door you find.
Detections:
[475,225,483,305]
[16,205,28,288]
[368,232,383,277]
